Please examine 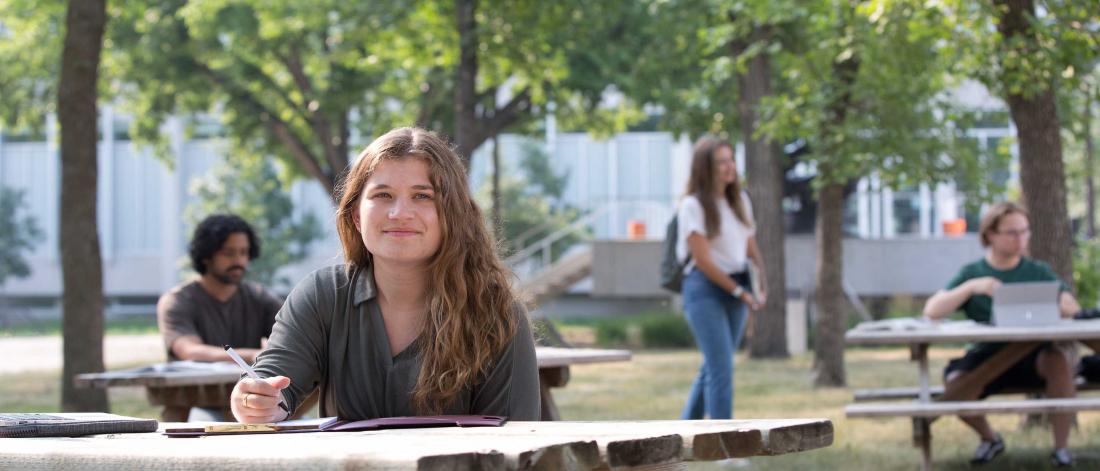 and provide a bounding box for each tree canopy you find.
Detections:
[92,0,663,199]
